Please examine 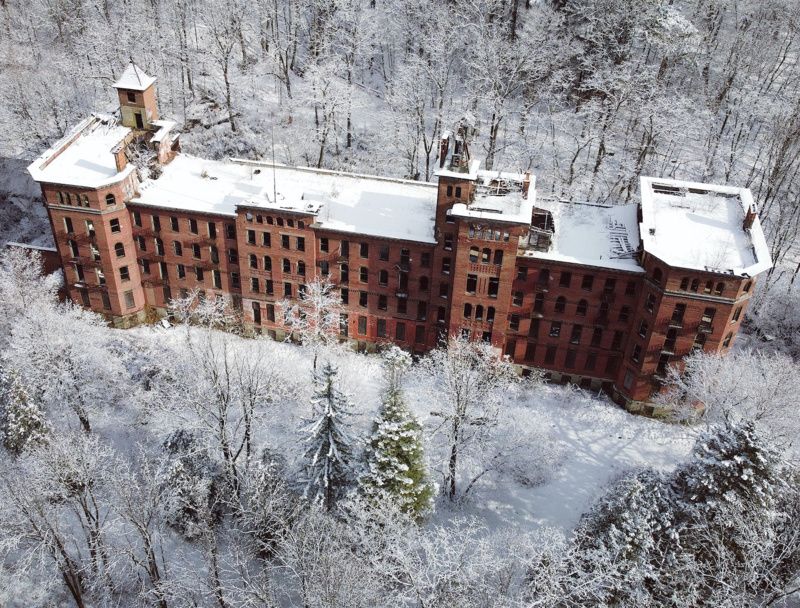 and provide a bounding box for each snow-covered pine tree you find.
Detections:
[360,347,434,519]
[0,367,48,455]
[302,362,355,510]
